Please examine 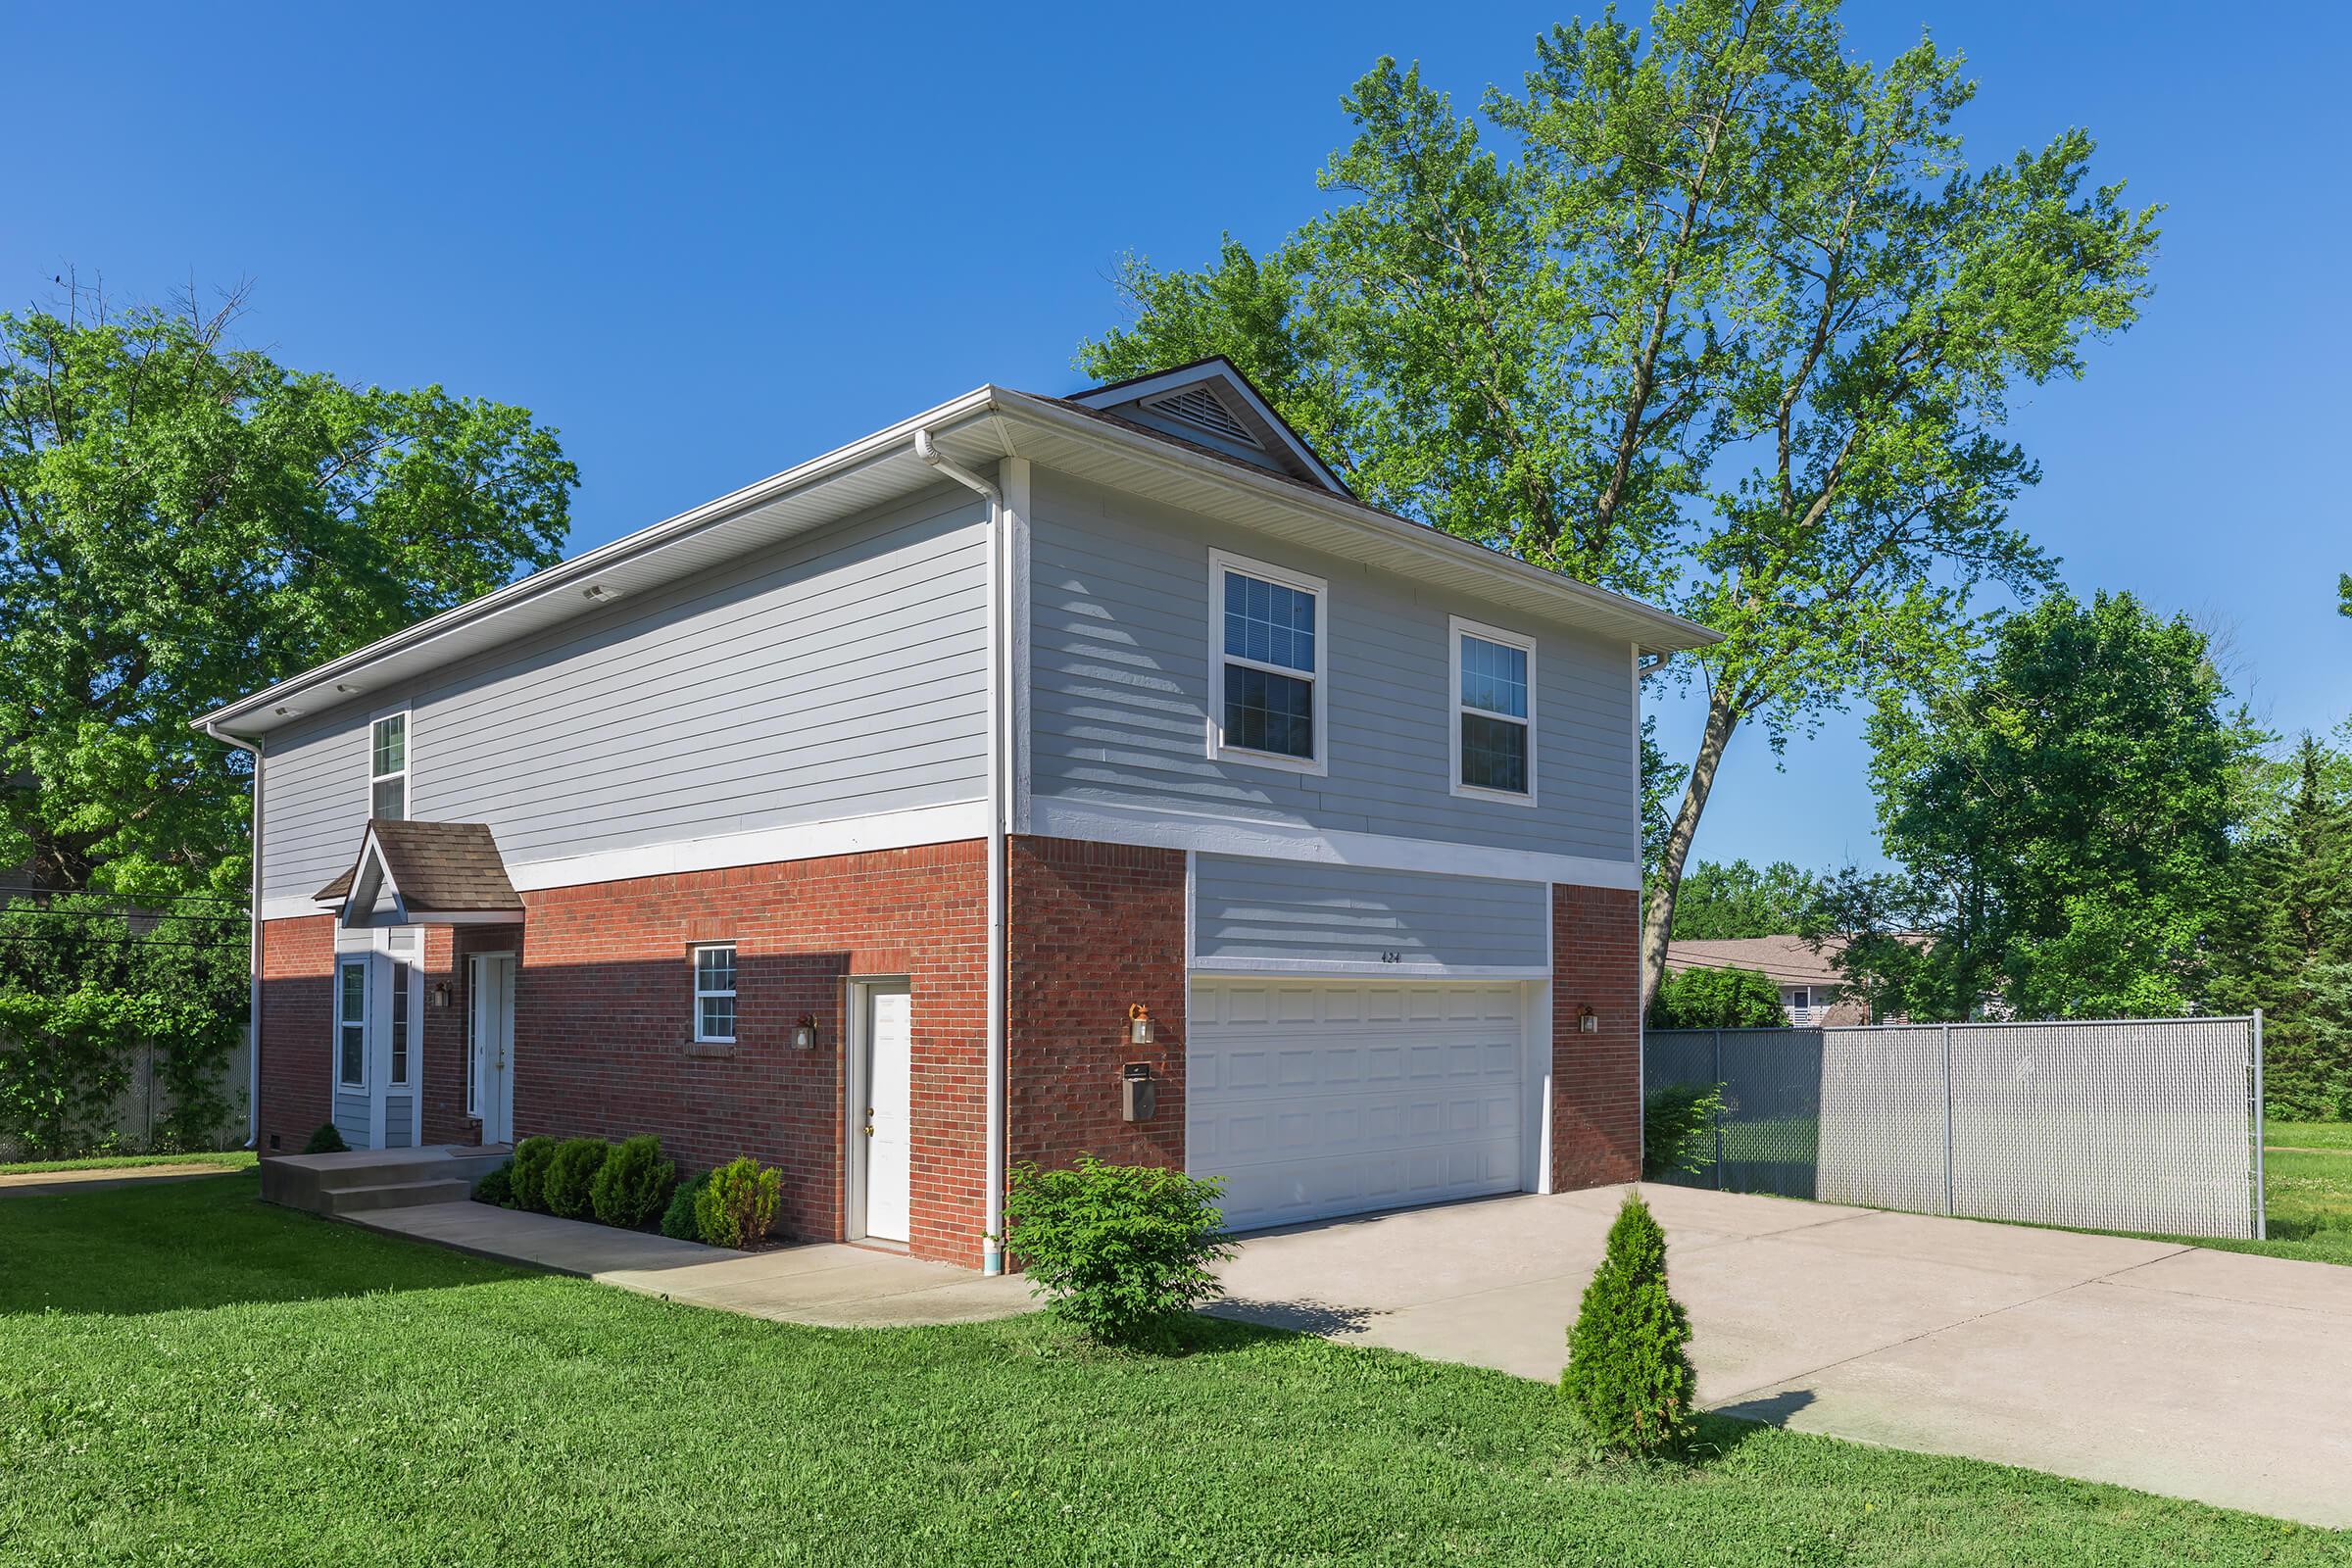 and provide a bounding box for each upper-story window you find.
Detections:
[370,713,409,820]
[1209,551,1326,774]
[1450,617,1537,805]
